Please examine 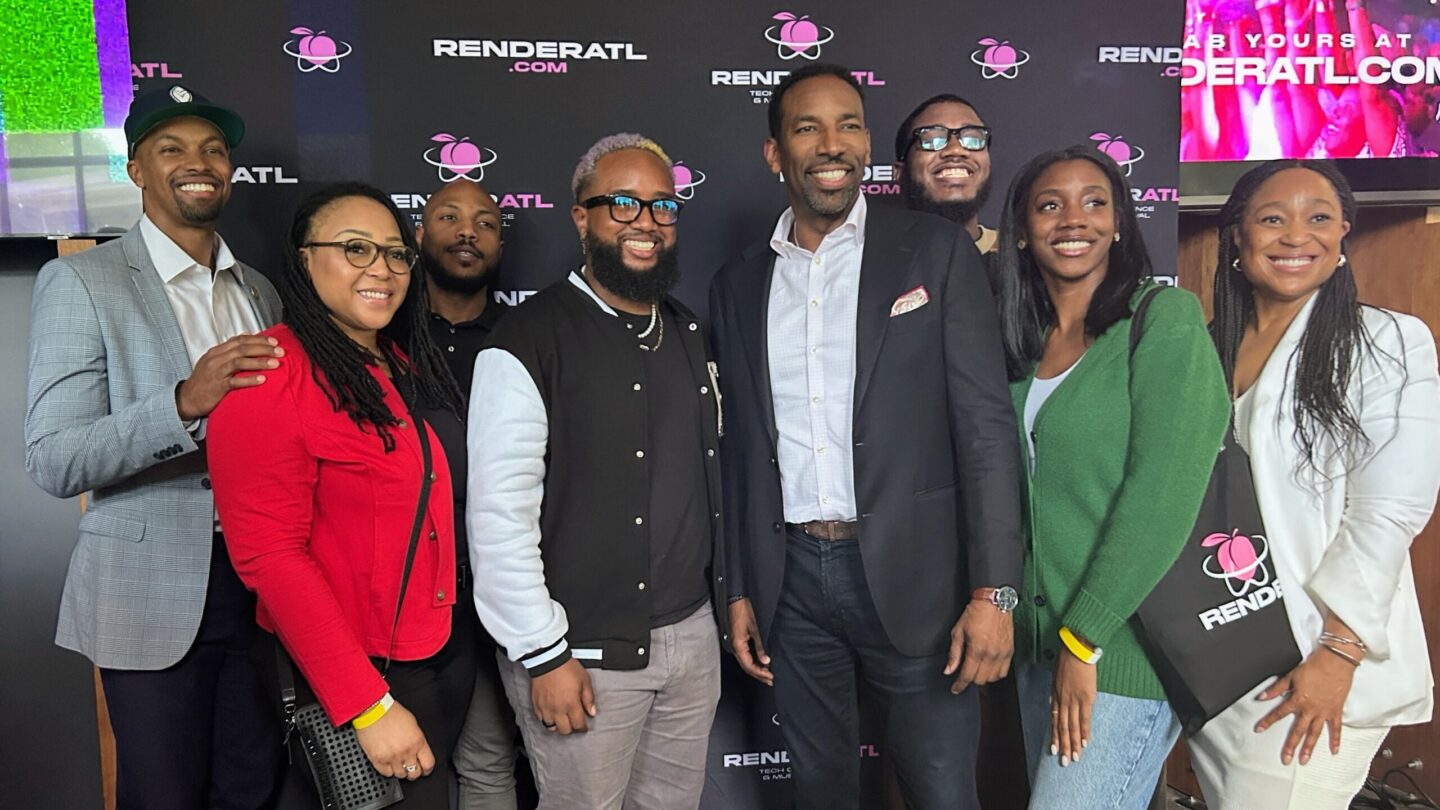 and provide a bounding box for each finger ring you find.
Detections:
[1051,709,1060,715]
[543,721,557,730]
[403,764,417,773]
